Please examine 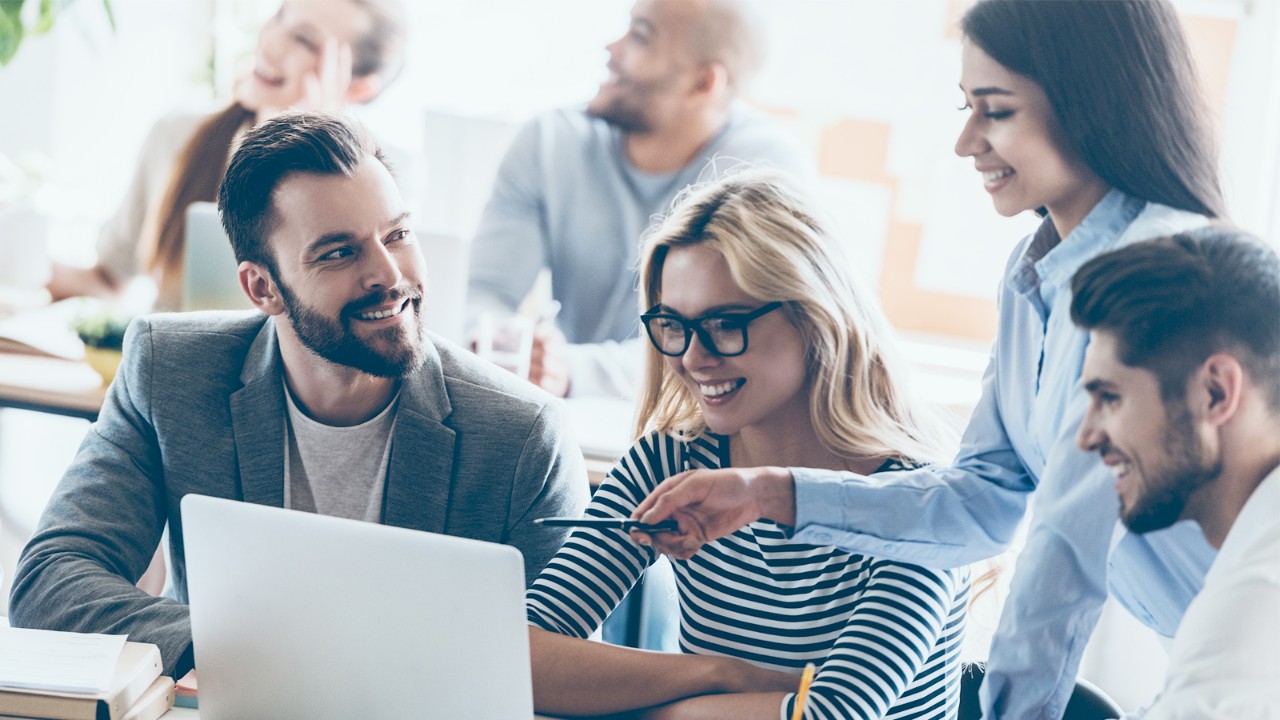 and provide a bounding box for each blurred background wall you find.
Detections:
[0,0,1276,709]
